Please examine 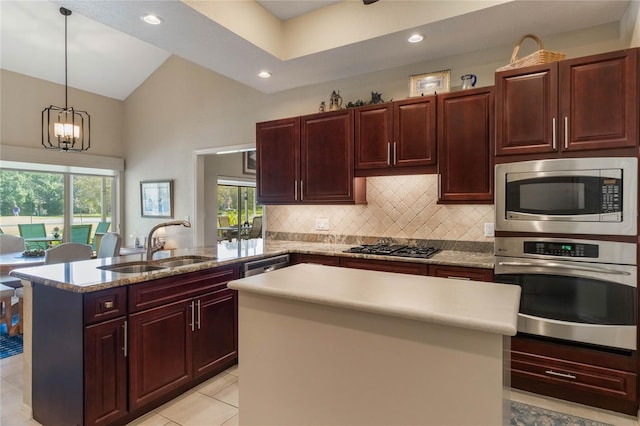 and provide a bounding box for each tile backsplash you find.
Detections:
[266,175,495,242]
